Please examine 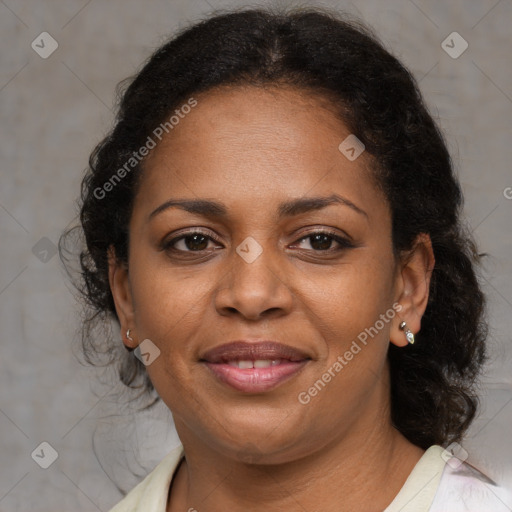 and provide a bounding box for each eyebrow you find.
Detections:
[148,193,368,222]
